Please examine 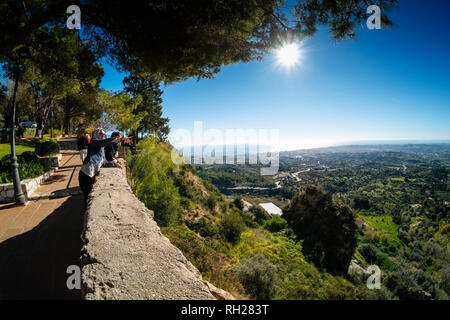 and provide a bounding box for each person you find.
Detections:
[78,128,122,207]
[104,131,122,162]
[77,130,89,162]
